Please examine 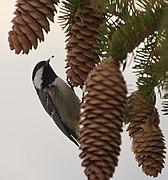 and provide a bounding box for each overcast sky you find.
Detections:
[0,1,167,180]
